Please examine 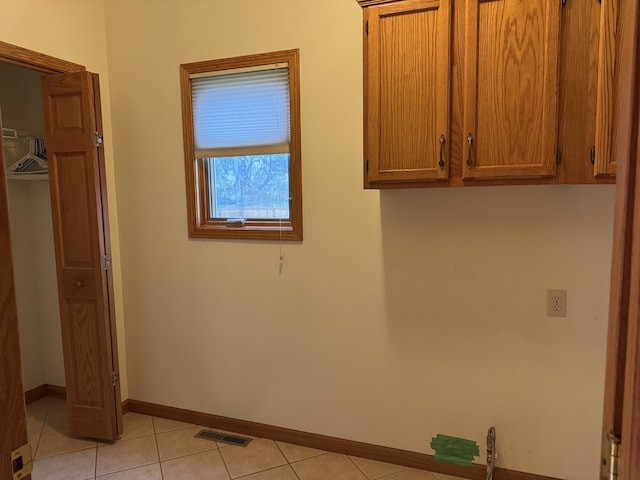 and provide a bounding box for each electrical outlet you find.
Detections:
[546,289,567,317]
